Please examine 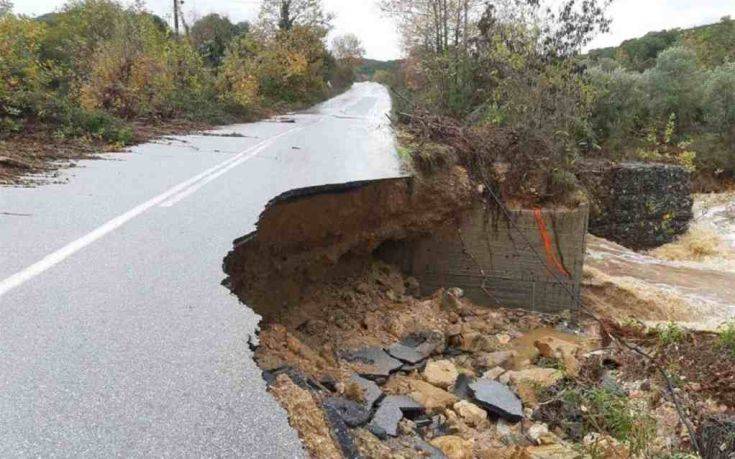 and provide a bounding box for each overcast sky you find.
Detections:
[14,0,735,60]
